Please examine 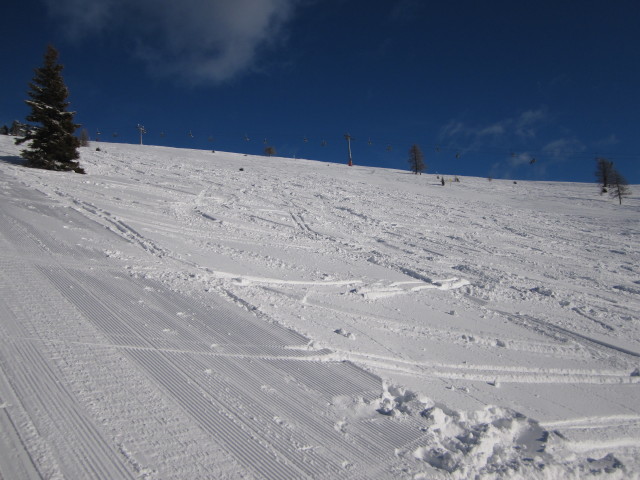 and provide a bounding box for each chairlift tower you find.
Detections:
[137,124,146,145]
[344,133,354,166]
